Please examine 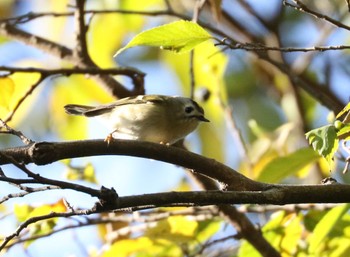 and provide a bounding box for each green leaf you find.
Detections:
[257,148,320,183]
[309,204,350,253]
[305,124,338,168]
[115,20,212,56]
